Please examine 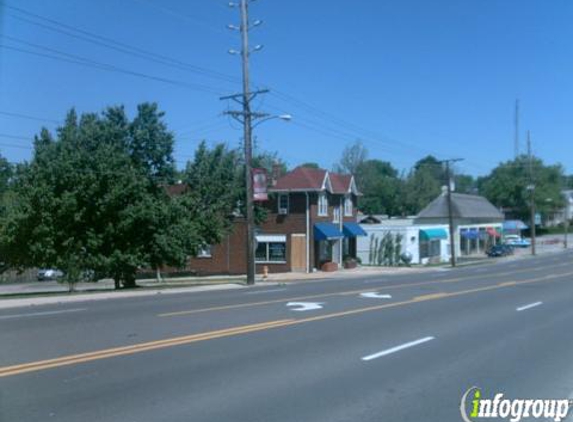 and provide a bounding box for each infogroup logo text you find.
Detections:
[460,387,571,422]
